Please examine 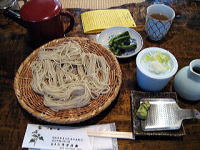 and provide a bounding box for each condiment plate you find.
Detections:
[97,26,143,58]
[131,90,186,137]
